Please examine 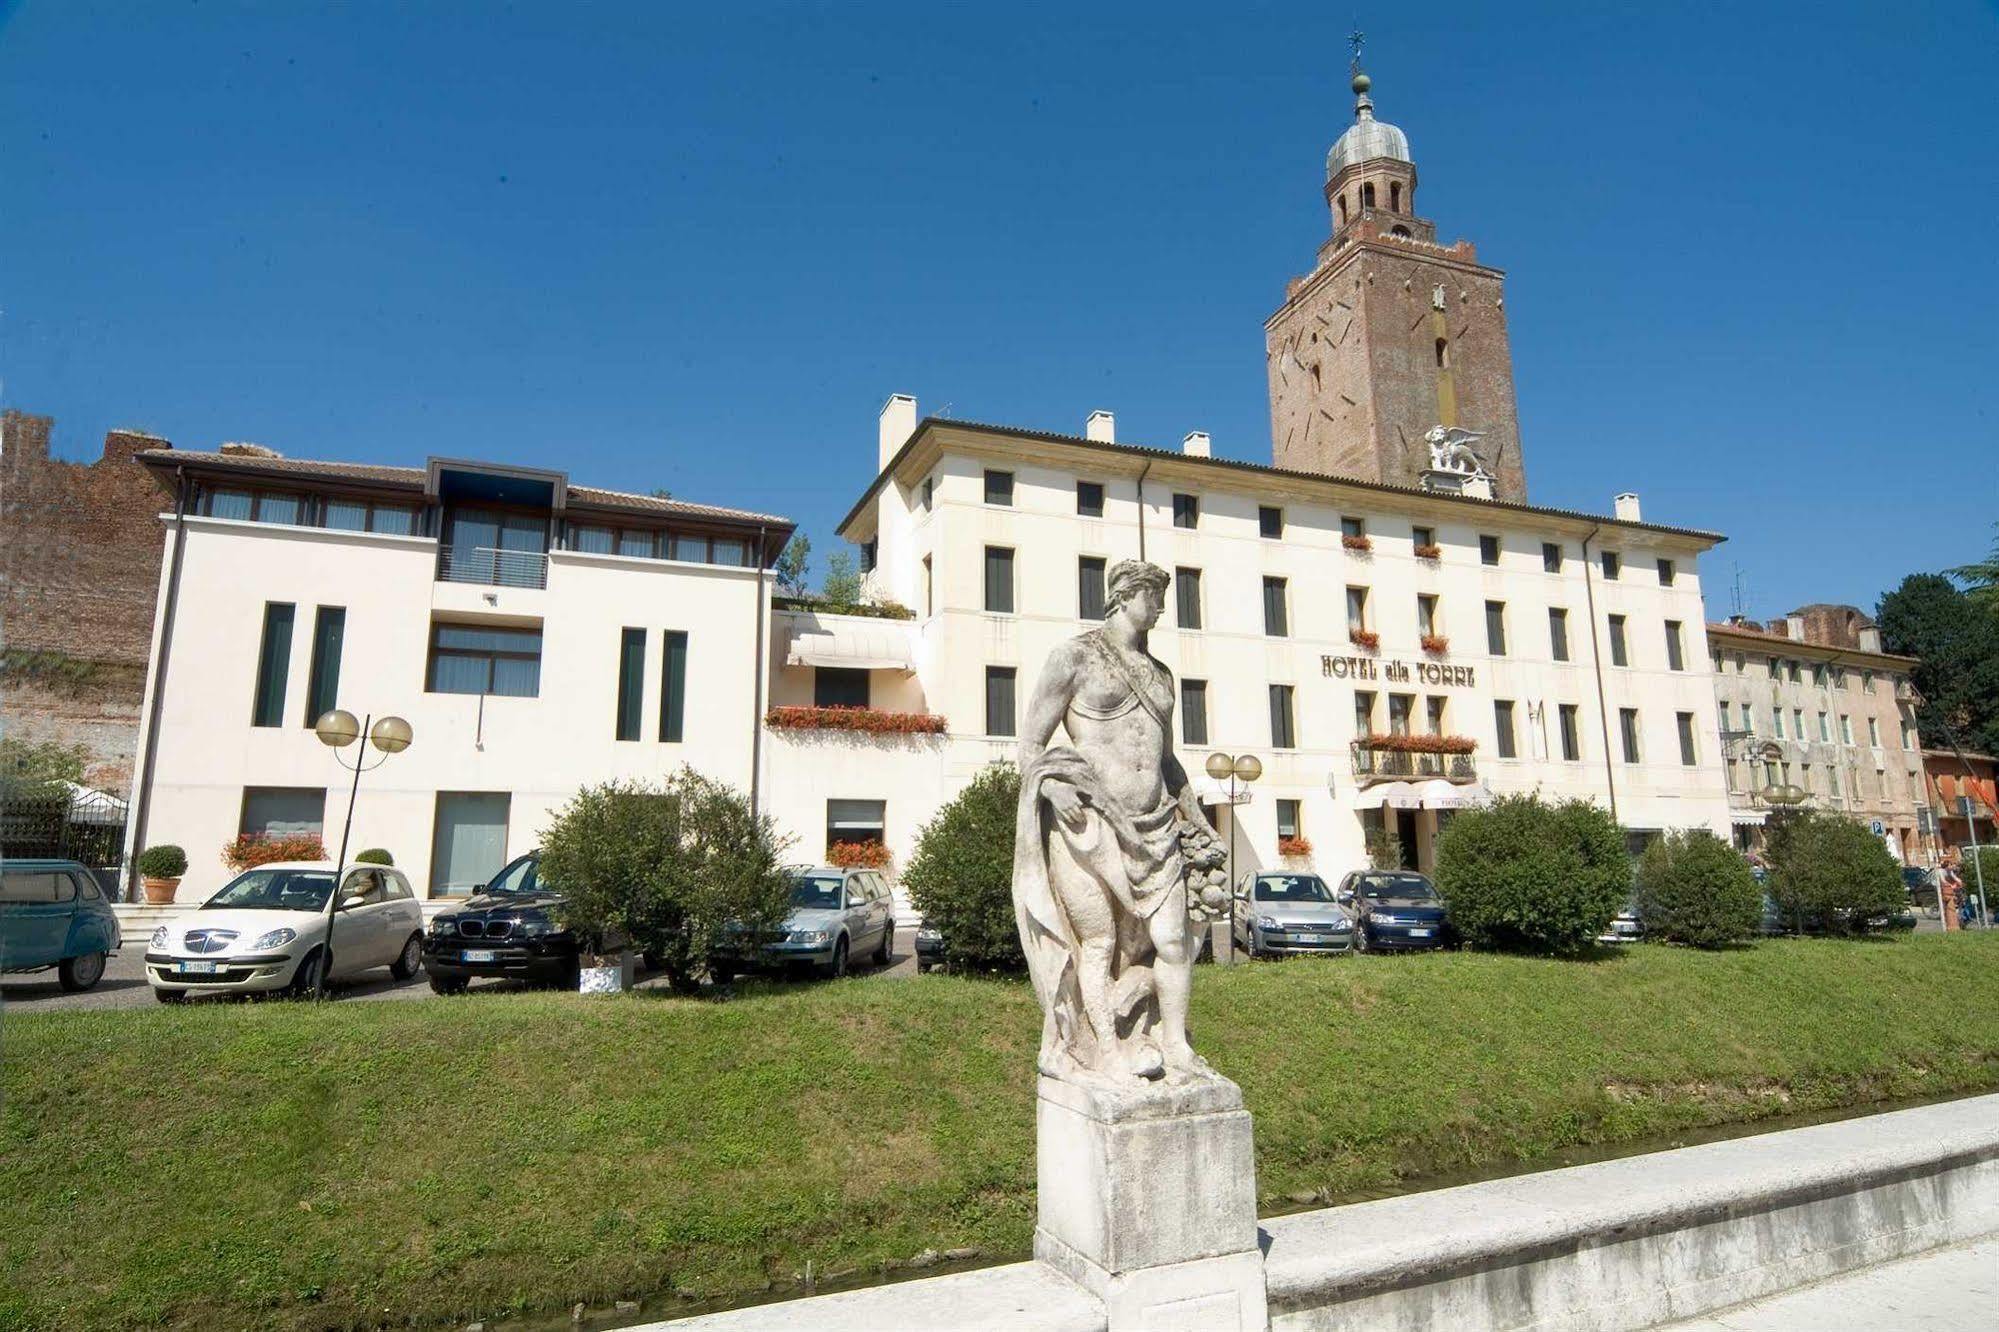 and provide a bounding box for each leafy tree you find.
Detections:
[537,770,795,991]
[774,533,812,596]
[1950,523,1999,616]
[1432,794,1629,954]
[649,486,674,500]
[902,763,1024,971]
[1634,828,1762,947]
[0,737,86,787]
[1764,810,1905,934]
[1877,573,1999,756]
[821,549,862,605]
